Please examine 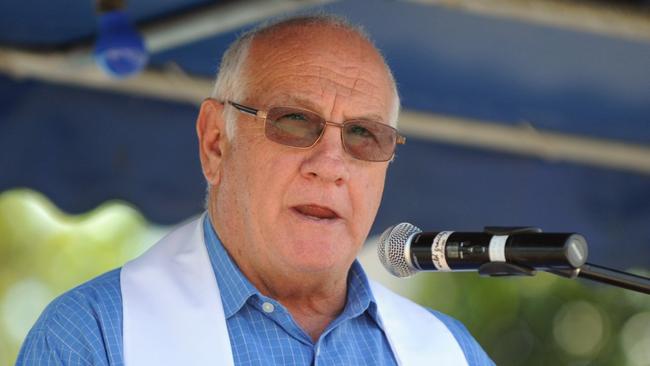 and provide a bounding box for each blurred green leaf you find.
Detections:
[0,188,162,365]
